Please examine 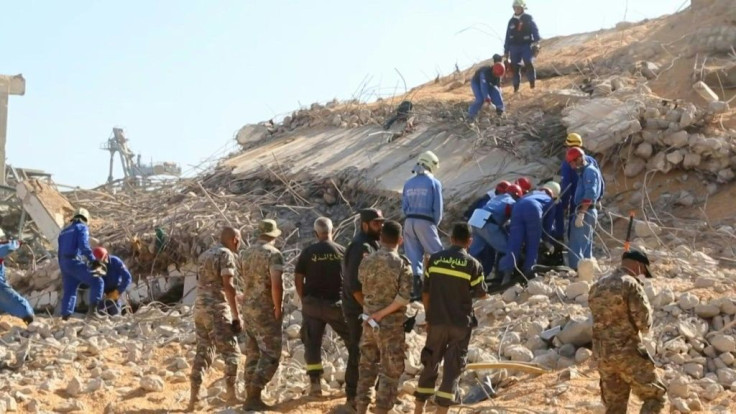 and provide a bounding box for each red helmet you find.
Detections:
[515,177,532,193]
[92,246,108,261]
[495,180,511,194]
[492,62,505,78]
[566,147,585,163]
[506,184,523,199]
